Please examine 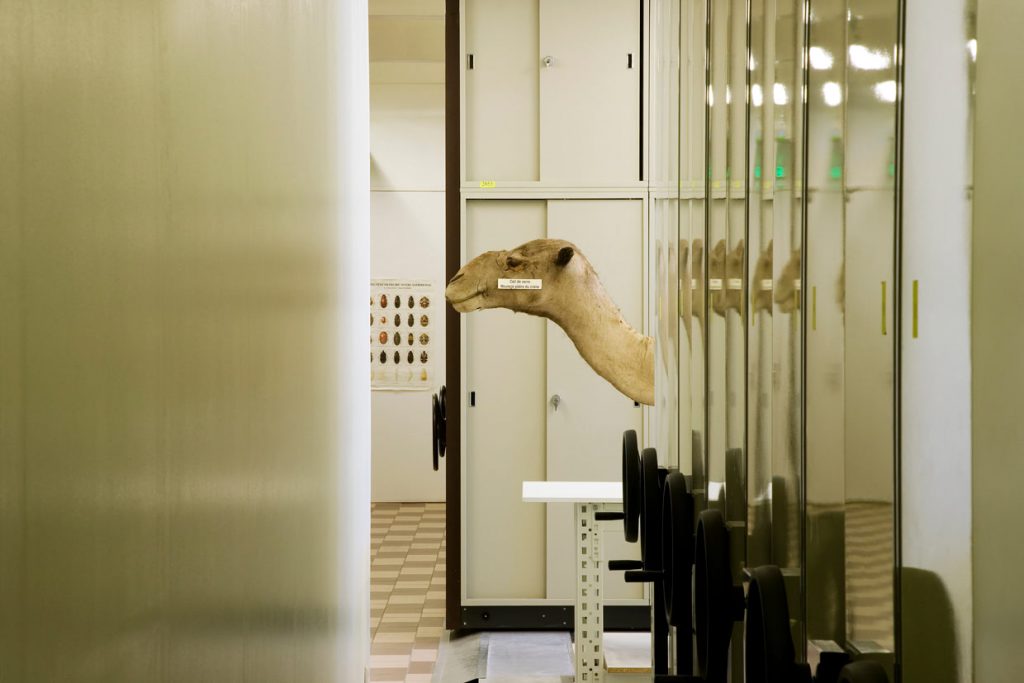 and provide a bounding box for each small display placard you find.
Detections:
[498,278,542,290]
